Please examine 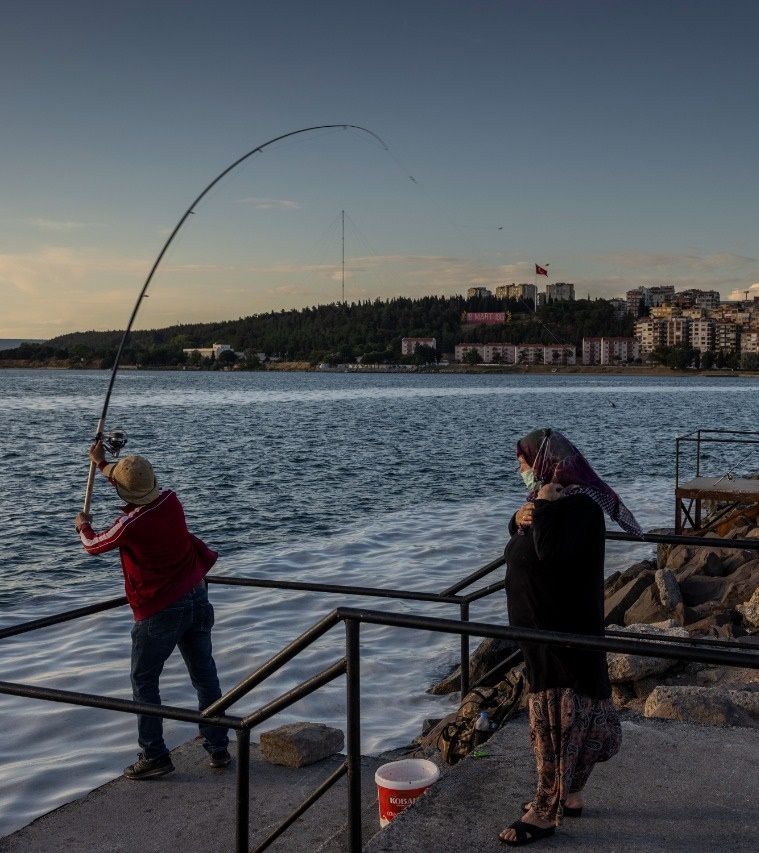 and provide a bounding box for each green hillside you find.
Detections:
[2,295,632,368]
